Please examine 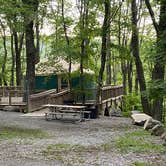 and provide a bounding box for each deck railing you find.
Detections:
[72,85,123,104]
[0,86,24,106]
[28,89,57,112]
[101,85,123,102]
[0,86,23,97]
[0,85,123,112]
